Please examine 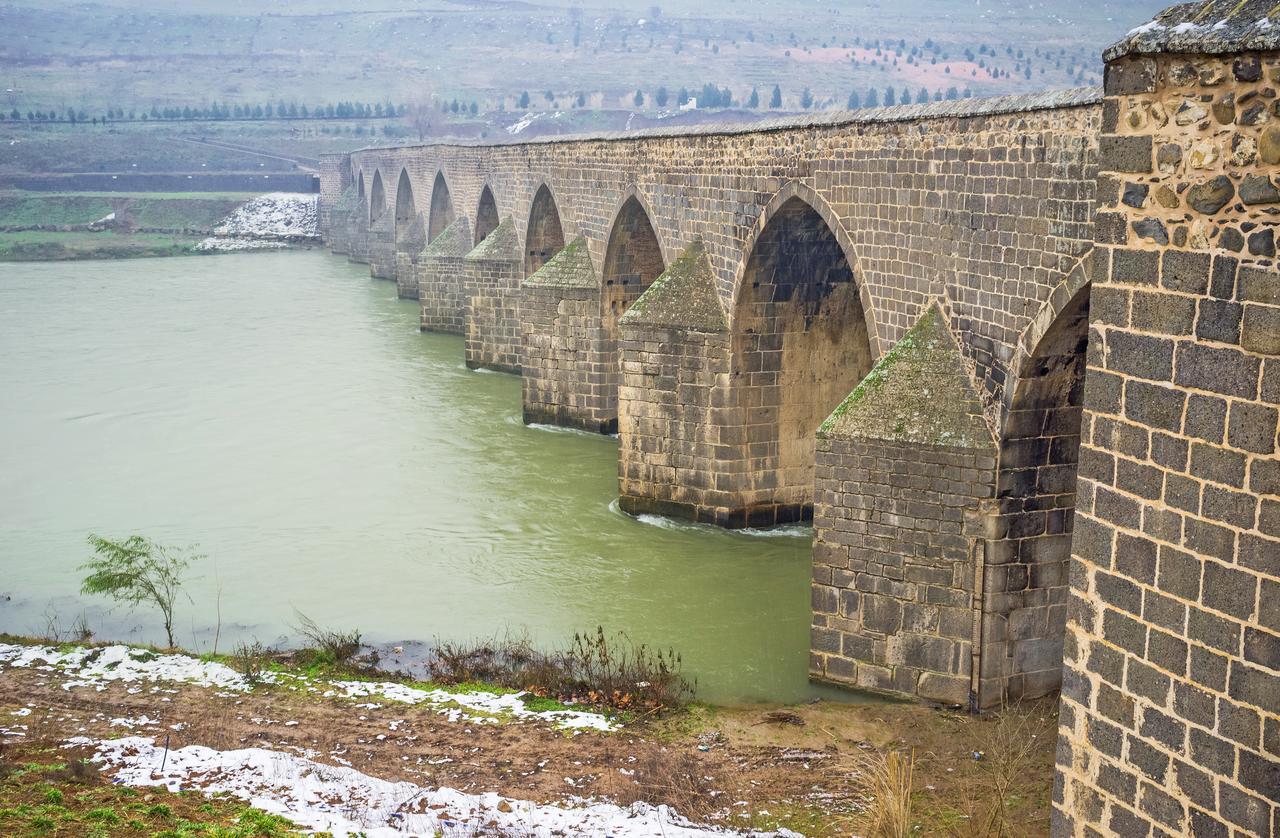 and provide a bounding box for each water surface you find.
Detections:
[0,251,851,704]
